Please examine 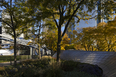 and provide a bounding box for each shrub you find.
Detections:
[65,44,75,50]
[64,71,98,77]
[19,68,36,77]
[61,60,80,71]
[0,67,8,77]
[43,62,63,77]
[0,58,101,77]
